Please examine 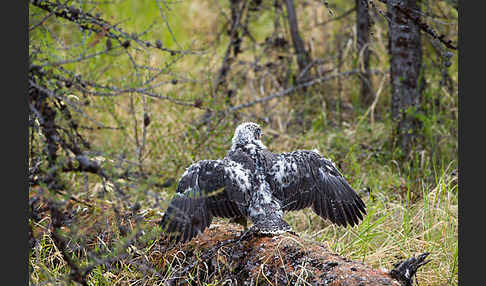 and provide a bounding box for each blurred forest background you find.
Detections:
[28,0,458,285]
